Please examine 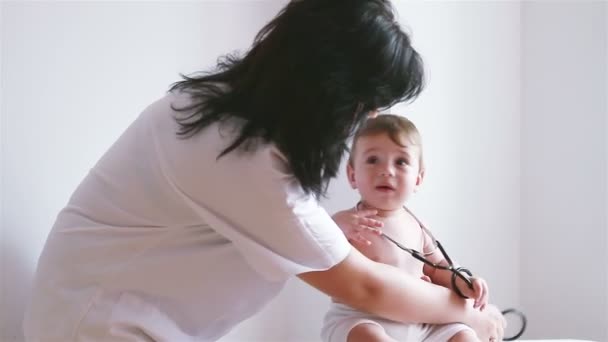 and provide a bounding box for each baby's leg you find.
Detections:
[448,329,481,342]
[347,323,398,342]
